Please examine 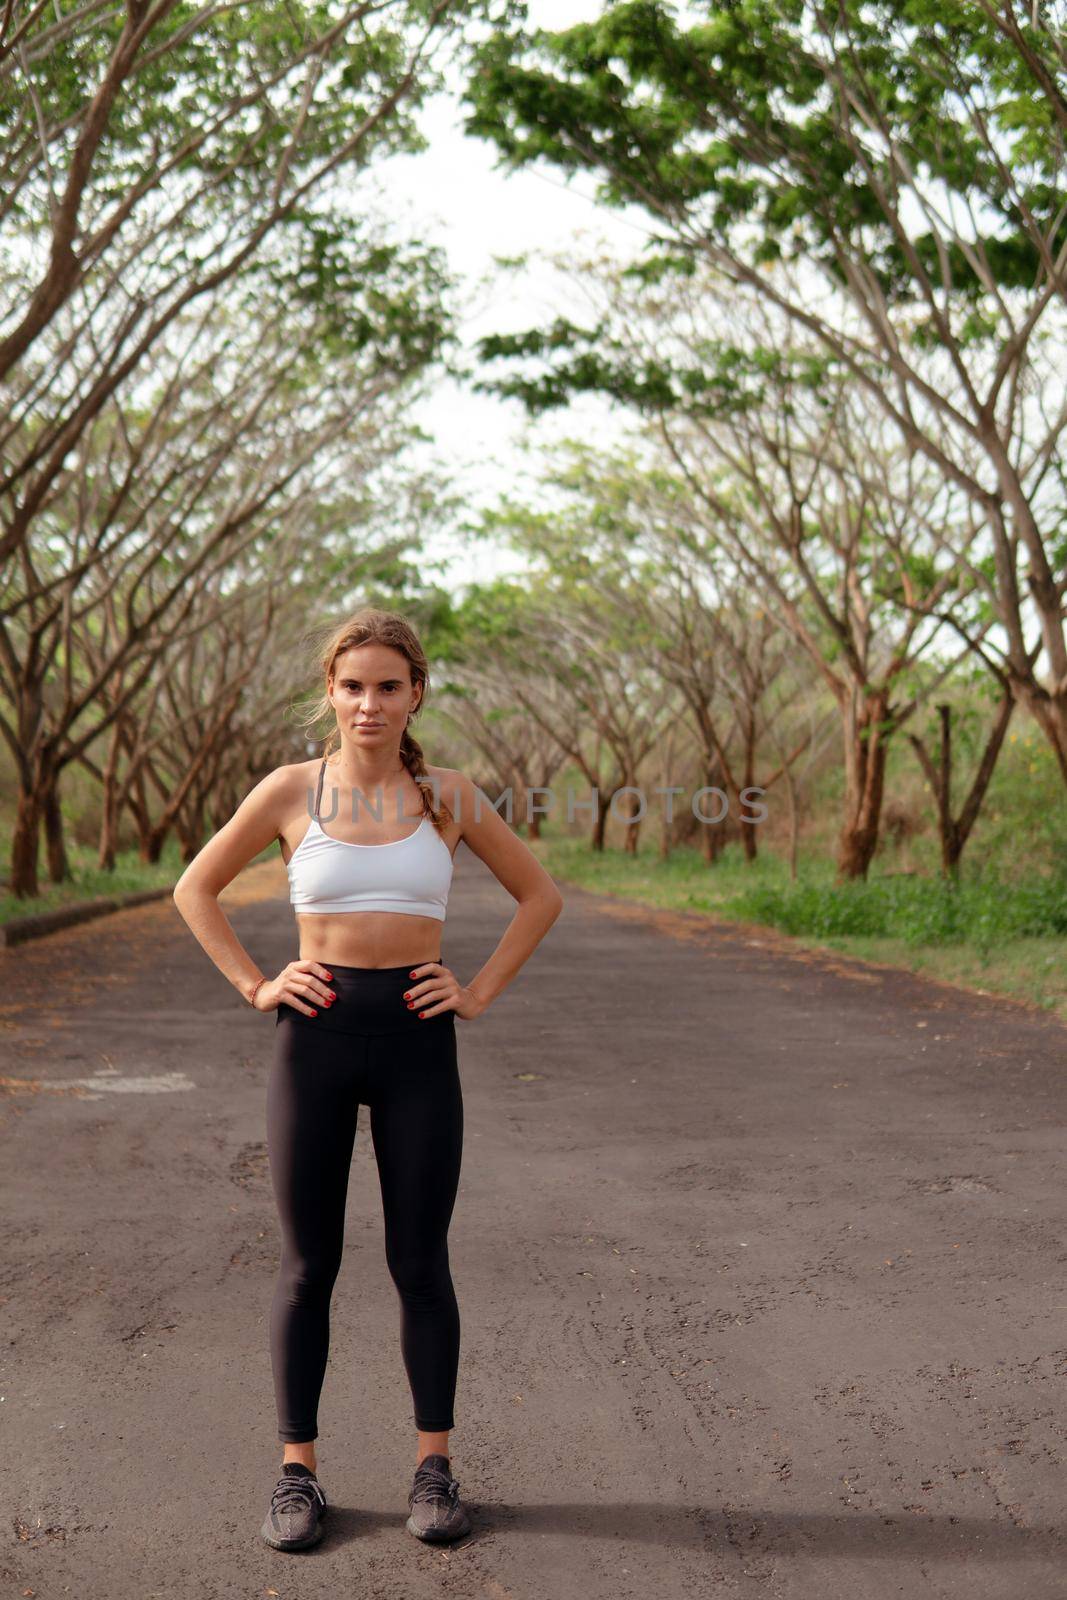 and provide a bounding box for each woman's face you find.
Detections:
[328,643,420,747]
